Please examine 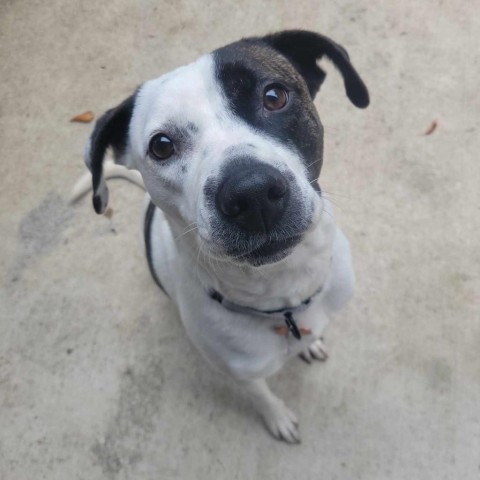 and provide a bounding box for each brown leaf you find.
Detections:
[423,120,438,135]
[103,207,114,219]
[70,111,95,123]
